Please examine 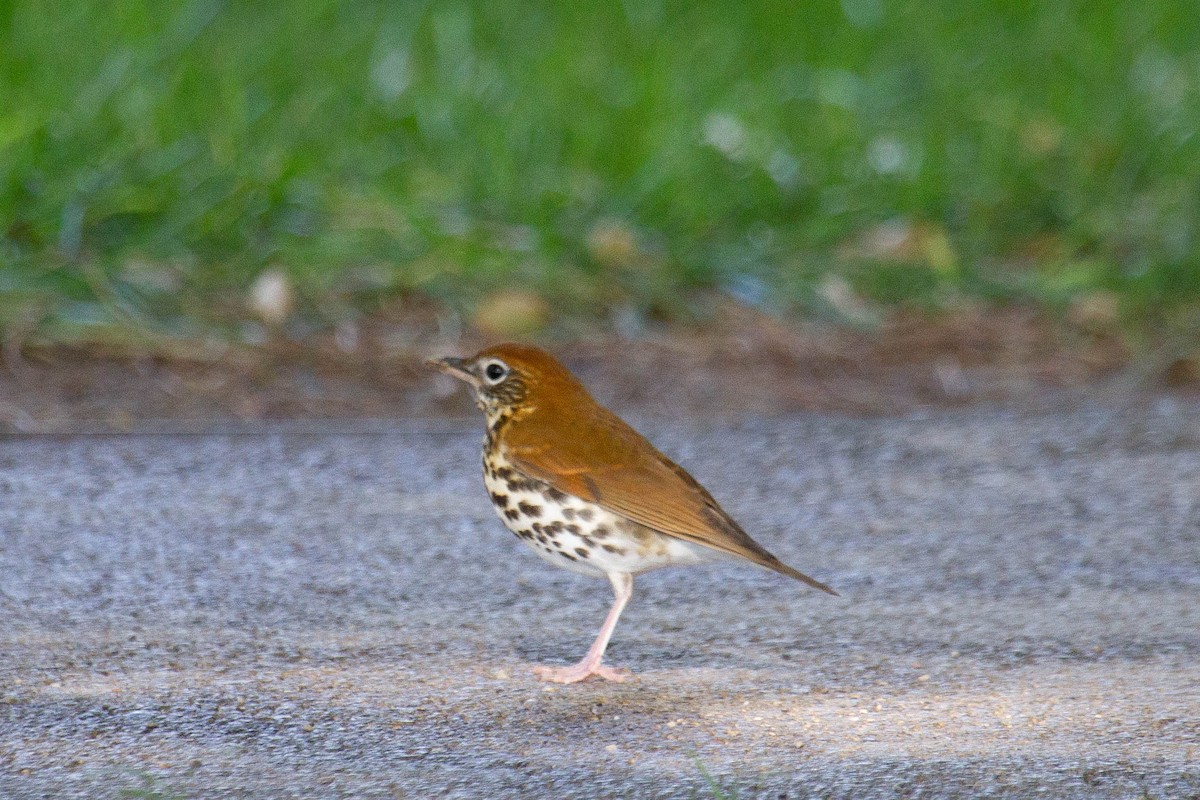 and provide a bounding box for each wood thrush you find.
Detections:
[429,343,836,683]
